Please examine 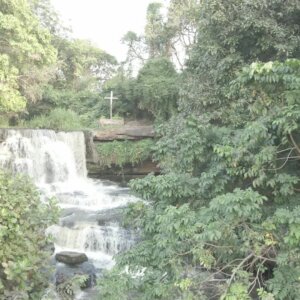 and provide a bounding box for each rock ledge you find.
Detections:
[55,251,88,265]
